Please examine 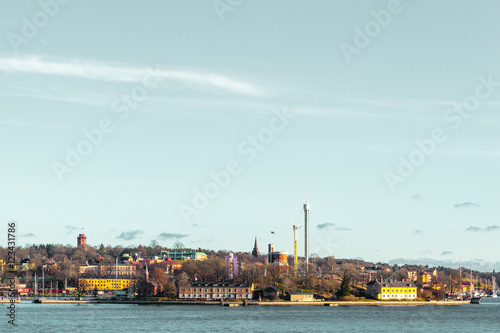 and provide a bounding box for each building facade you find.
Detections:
[267,244,288,265]
[78,264,136,277]
[78,278,137,291]
[225,253,238,278]
[157,251,207,261]
[77,234,87,247]
[366,280,417,300]
[288,291,314,302]
[178,282,253,300]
